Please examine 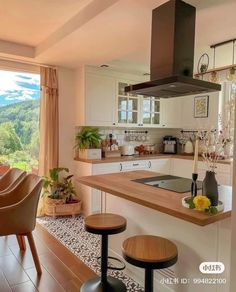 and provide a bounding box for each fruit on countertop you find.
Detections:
[135,144,145,155]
